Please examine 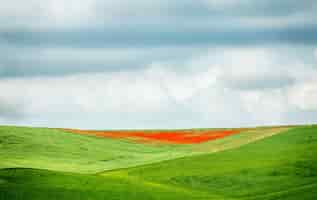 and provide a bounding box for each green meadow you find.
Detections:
[0,125,316,199]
